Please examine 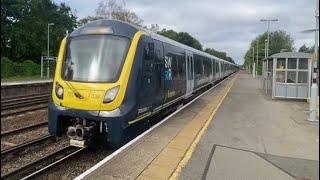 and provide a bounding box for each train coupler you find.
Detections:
[67,118,97,148]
